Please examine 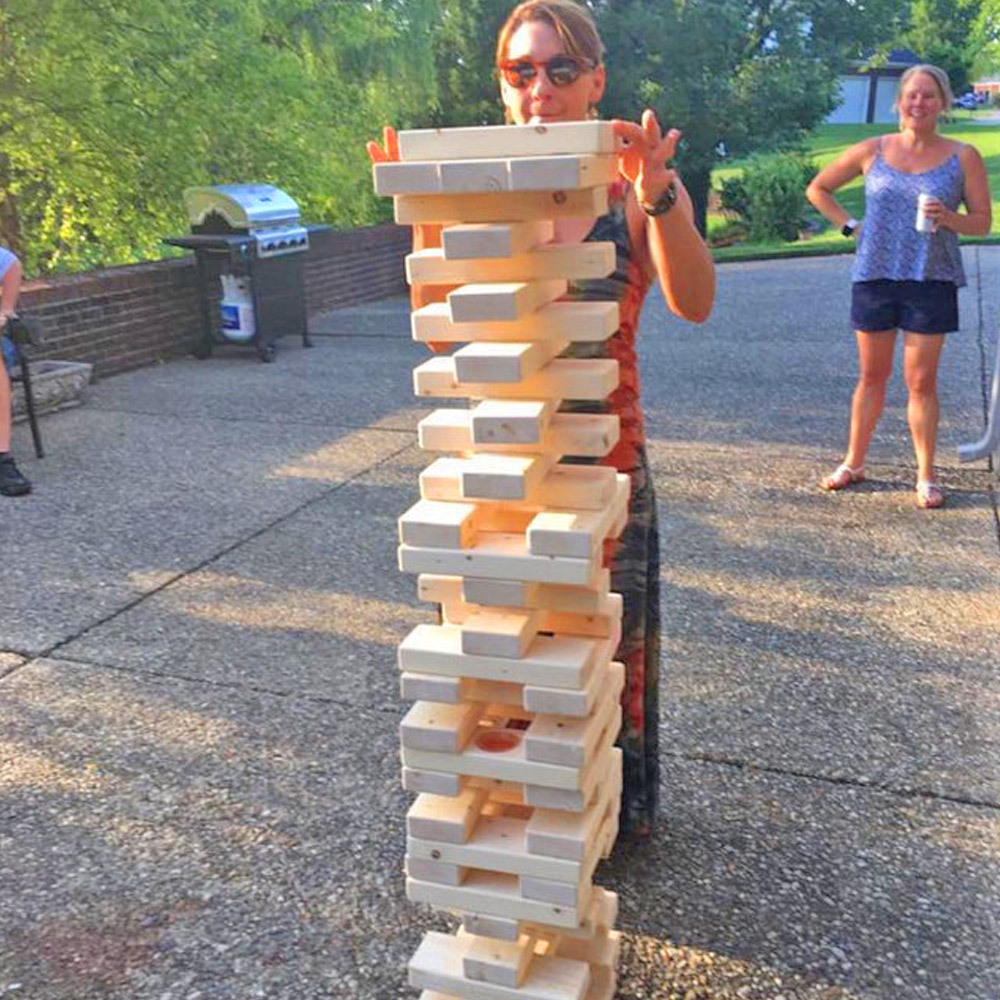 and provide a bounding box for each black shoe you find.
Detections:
[0,455,31,496]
